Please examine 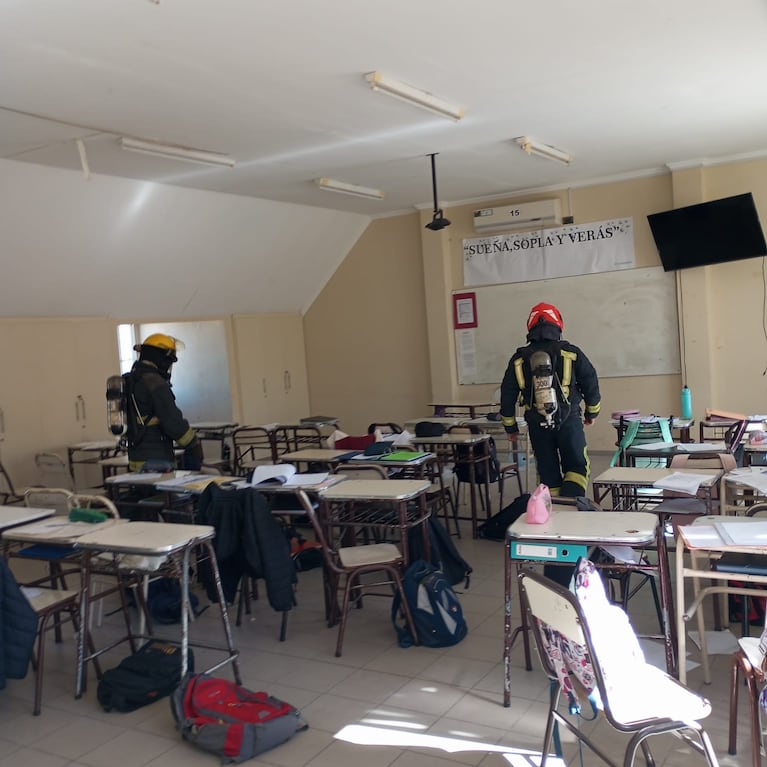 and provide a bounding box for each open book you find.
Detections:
[250,464,329,487]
